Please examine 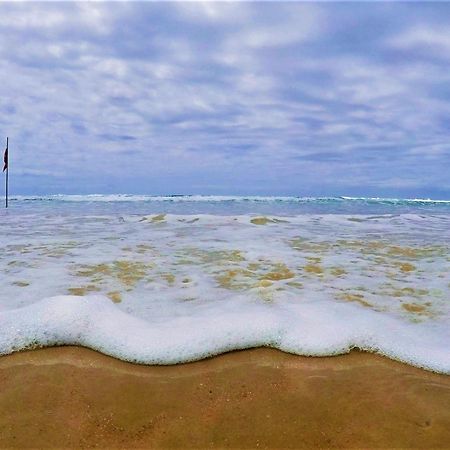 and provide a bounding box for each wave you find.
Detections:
[10,194,450,205]
[1,295,449,373]
[340,196,450,204]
